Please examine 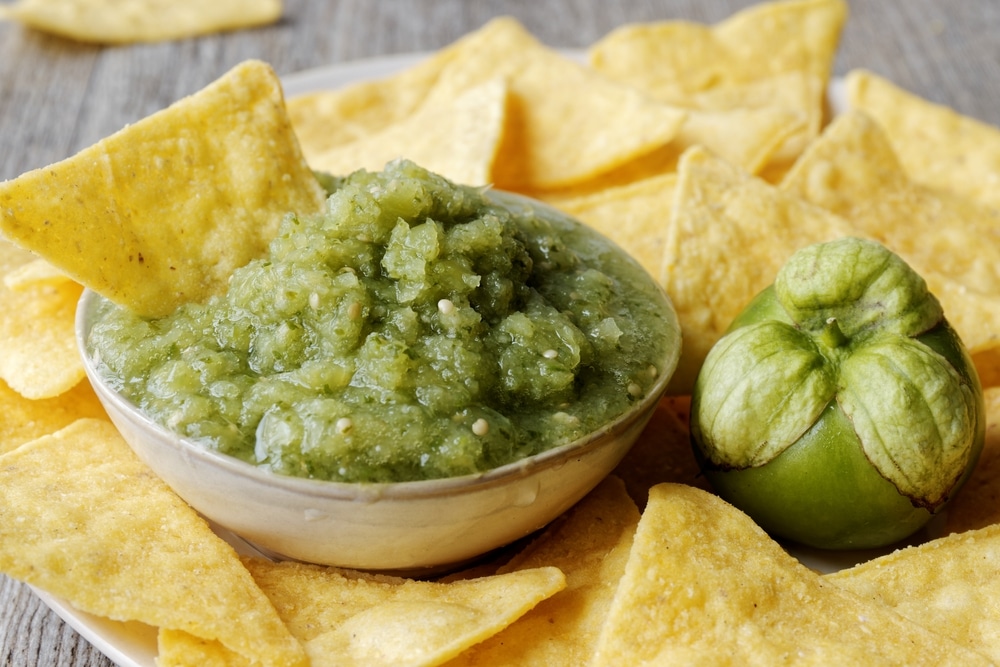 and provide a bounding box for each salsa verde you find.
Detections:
[88,161,678,482]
